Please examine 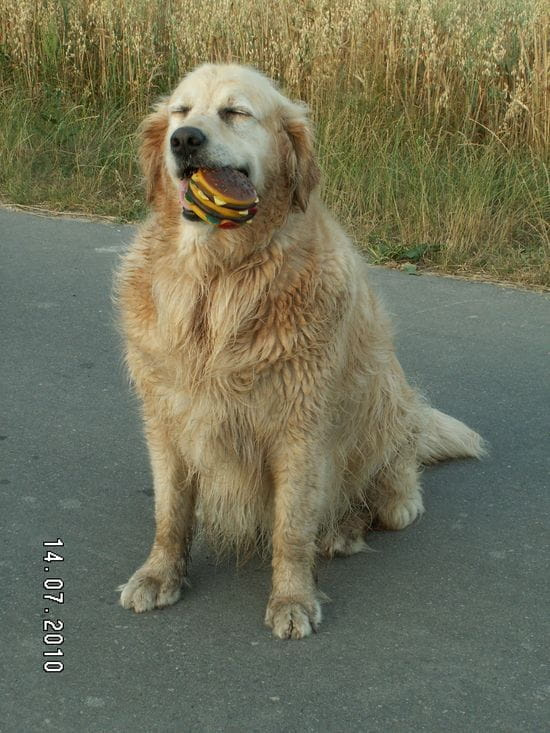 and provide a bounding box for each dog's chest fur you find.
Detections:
[119,230,339,468]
